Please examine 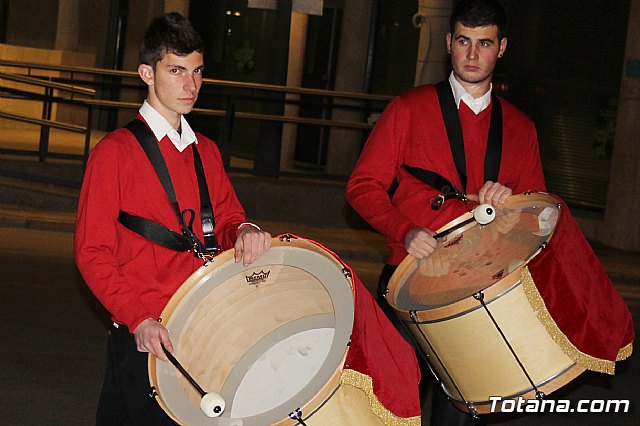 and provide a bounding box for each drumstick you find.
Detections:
[161,344,226,417]
[434,204,496,239]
